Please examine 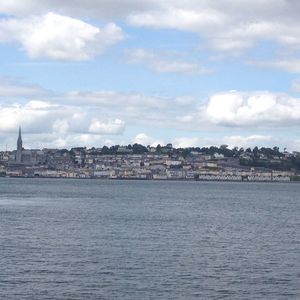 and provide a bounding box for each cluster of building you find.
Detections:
[0,128,296,182]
